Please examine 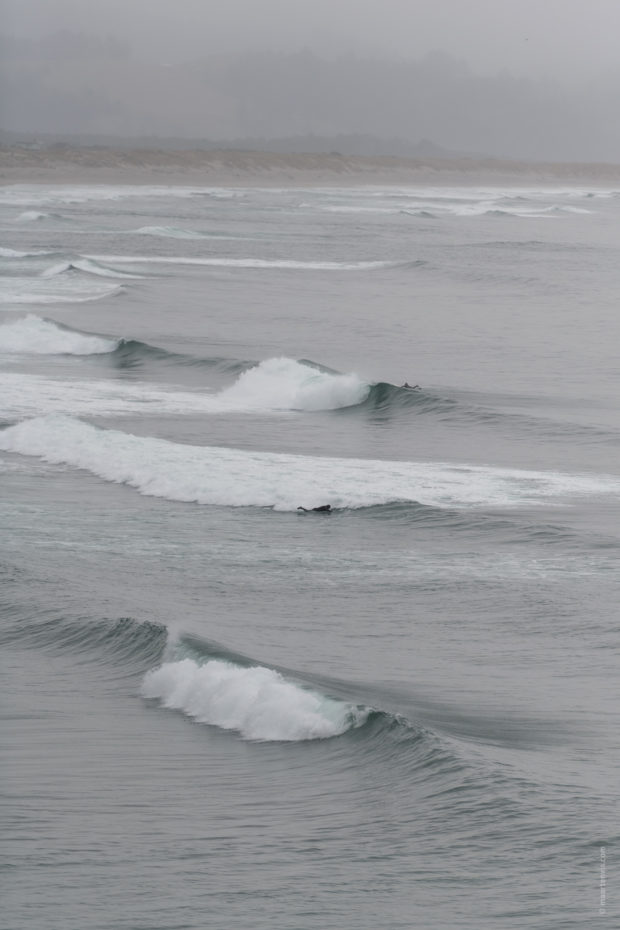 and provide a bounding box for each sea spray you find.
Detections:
[217,357,369,411]
[142,657,369,741]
